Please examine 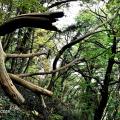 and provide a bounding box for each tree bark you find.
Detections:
[9,74,53,97]
[0,41,25,104]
